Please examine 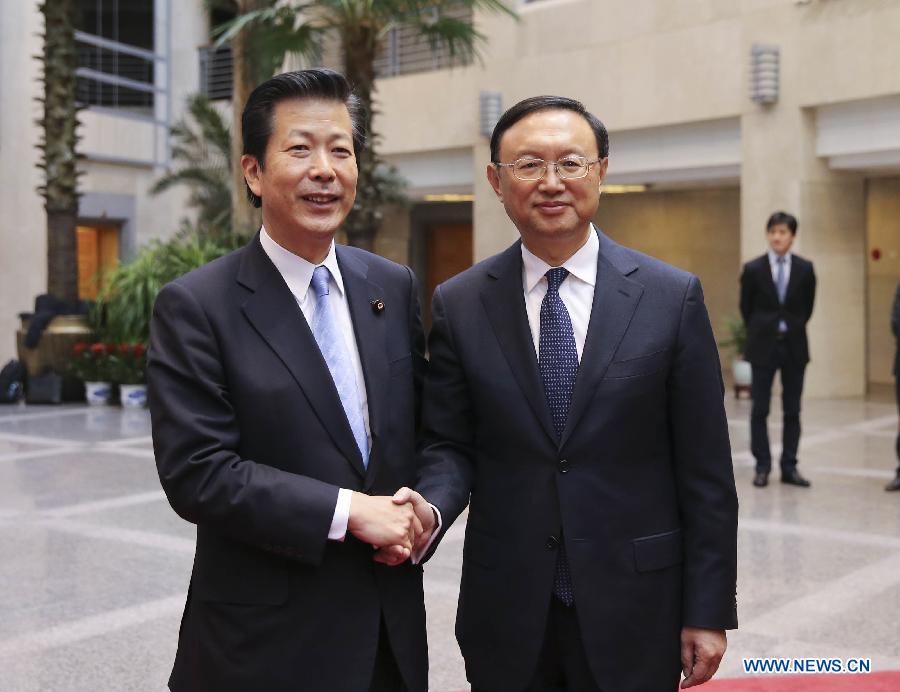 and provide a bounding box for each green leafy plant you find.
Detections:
[95,233,240,344]
[151,94,233,236]
[718,315,748,359]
